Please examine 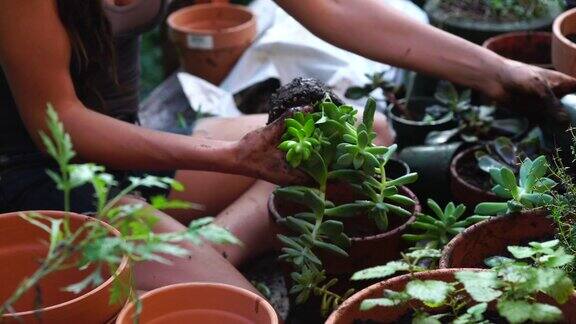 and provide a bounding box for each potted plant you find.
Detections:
[327,241,576,323]
[442,154,556,268]
[450,134,543,208]
[116,282,278,324]
[268,96,421,317]
[344,72,456,149]
[426,0,564,44]
[167,1,257,84]
[0,106,239,323]
[425,82,529,146]
[484,31,553,69]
